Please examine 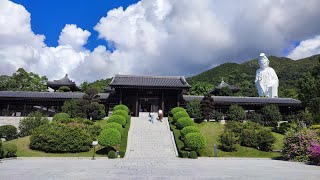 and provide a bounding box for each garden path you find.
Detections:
[125,112,177,159]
